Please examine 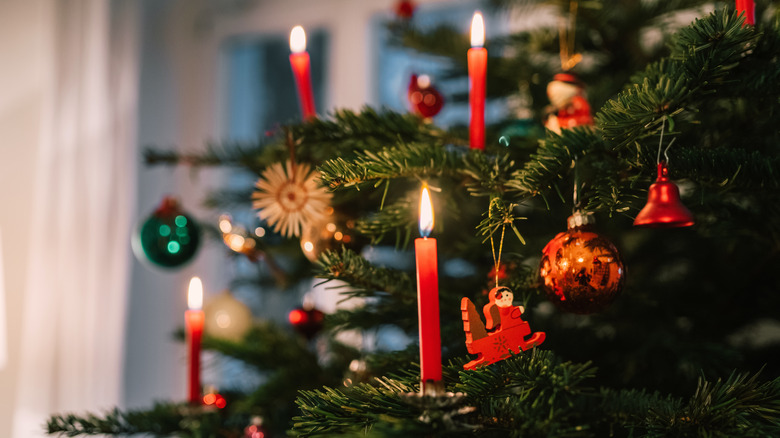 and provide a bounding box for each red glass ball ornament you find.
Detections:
[408,74,444,119]
[202,392,227,409]
[243,417,267,438]
[288,306,325,339]
[394,0,416,19]
[539,212,625,314]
